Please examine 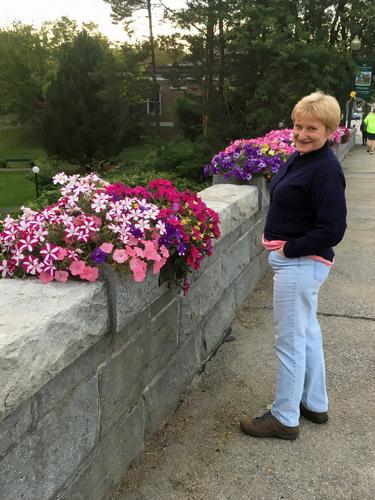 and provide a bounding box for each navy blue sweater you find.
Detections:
[264,141,347,261]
